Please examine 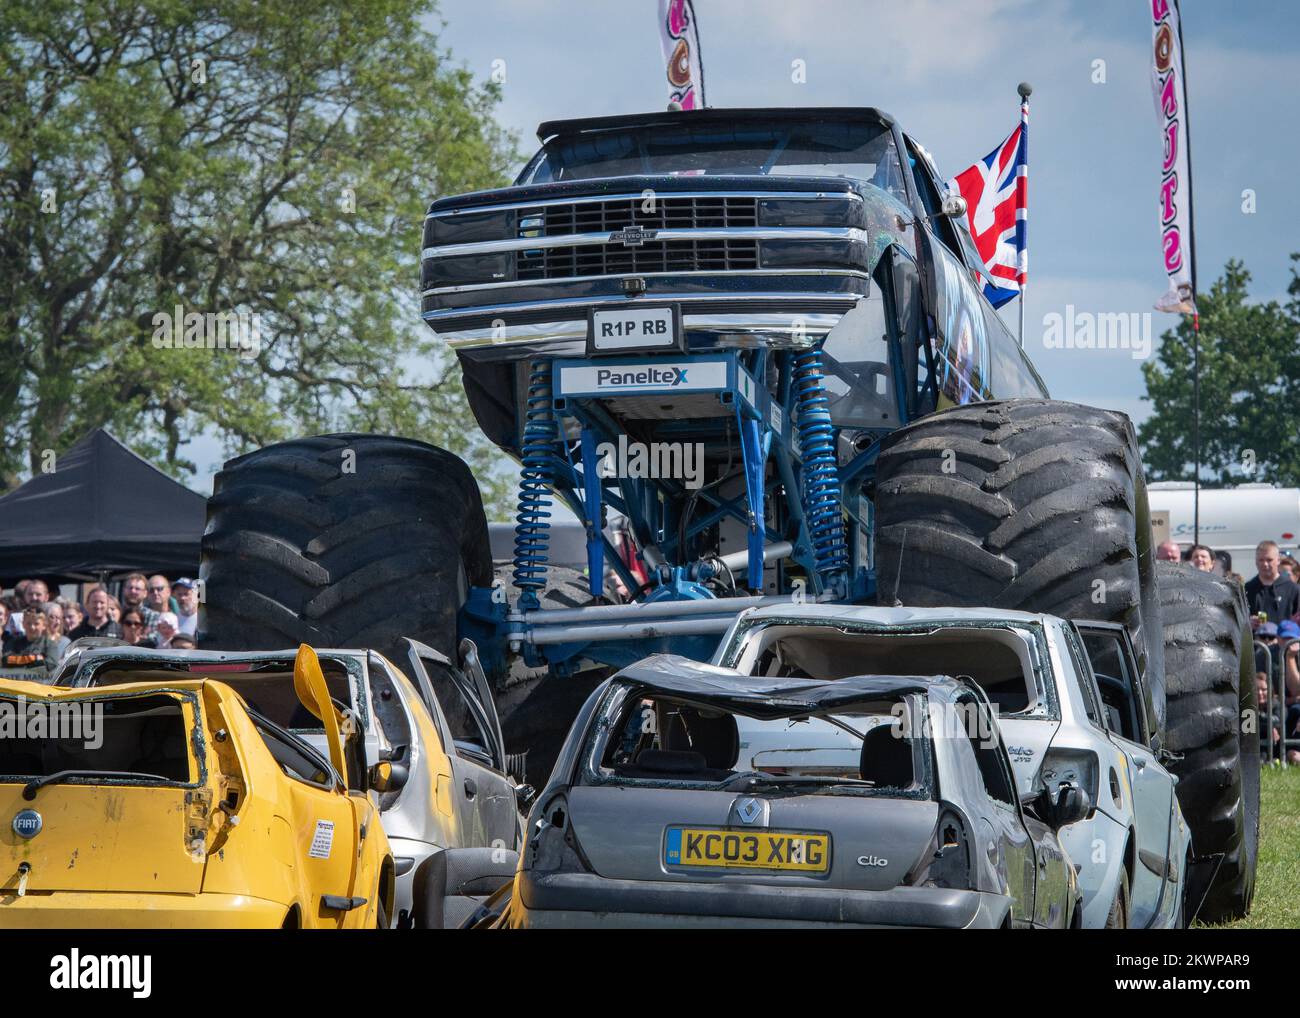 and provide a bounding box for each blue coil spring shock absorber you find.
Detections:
[794,346,850,579]
[513,360,559,608]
